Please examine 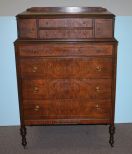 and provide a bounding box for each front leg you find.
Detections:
[109,124,115,147]
[20,125,27,148]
